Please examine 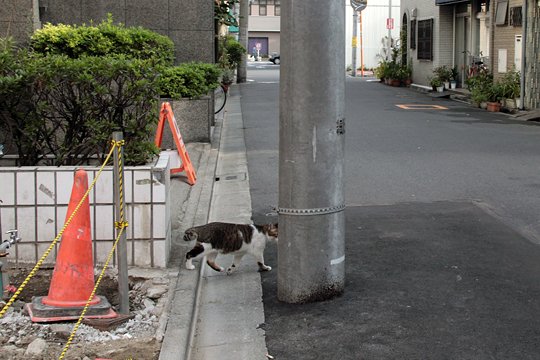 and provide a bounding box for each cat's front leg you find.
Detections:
[227,253,245,275]
[255,254,272,272]
[185,243,205,270]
